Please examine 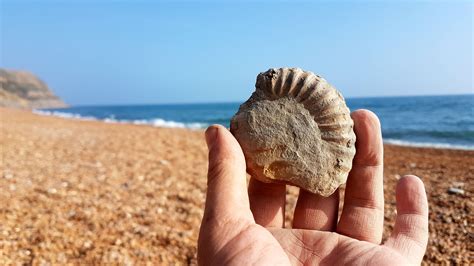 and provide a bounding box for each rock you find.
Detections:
[447,187,464,195]
[441,215,452,223]
[83,240,93,249]
[4,172,13,179]
[159,160,169,165]
[0,68,67,109]
[231,68,355,196]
